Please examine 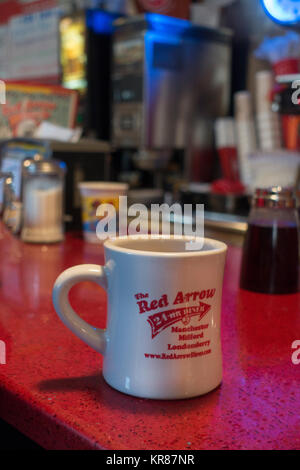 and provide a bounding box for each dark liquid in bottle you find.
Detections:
[240,222,299,294]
